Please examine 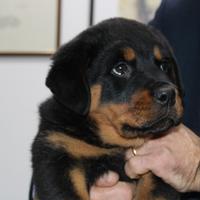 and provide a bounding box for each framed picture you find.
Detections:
[0,0,61,56]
